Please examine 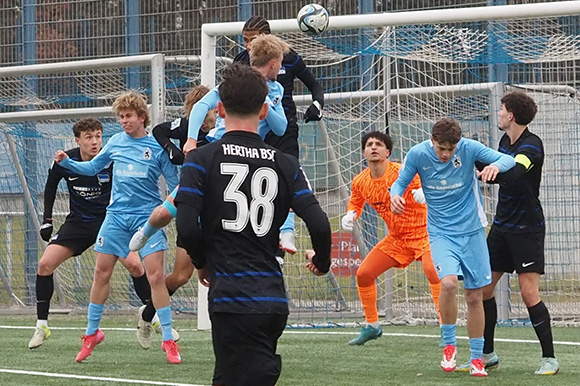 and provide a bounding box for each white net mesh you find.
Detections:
[2,11,580,327]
